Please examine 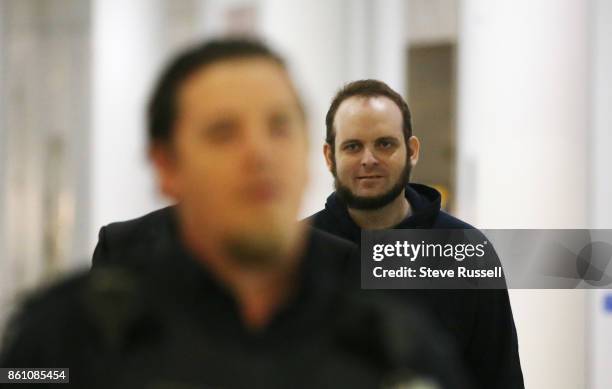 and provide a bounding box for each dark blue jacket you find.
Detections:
[306,183,525,389]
